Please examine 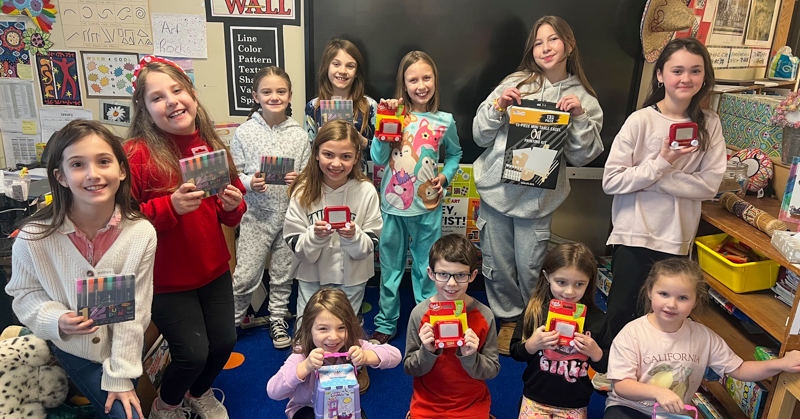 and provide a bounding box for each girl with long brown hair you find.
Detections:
[124,55,246,419]
[472,15,604,355]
